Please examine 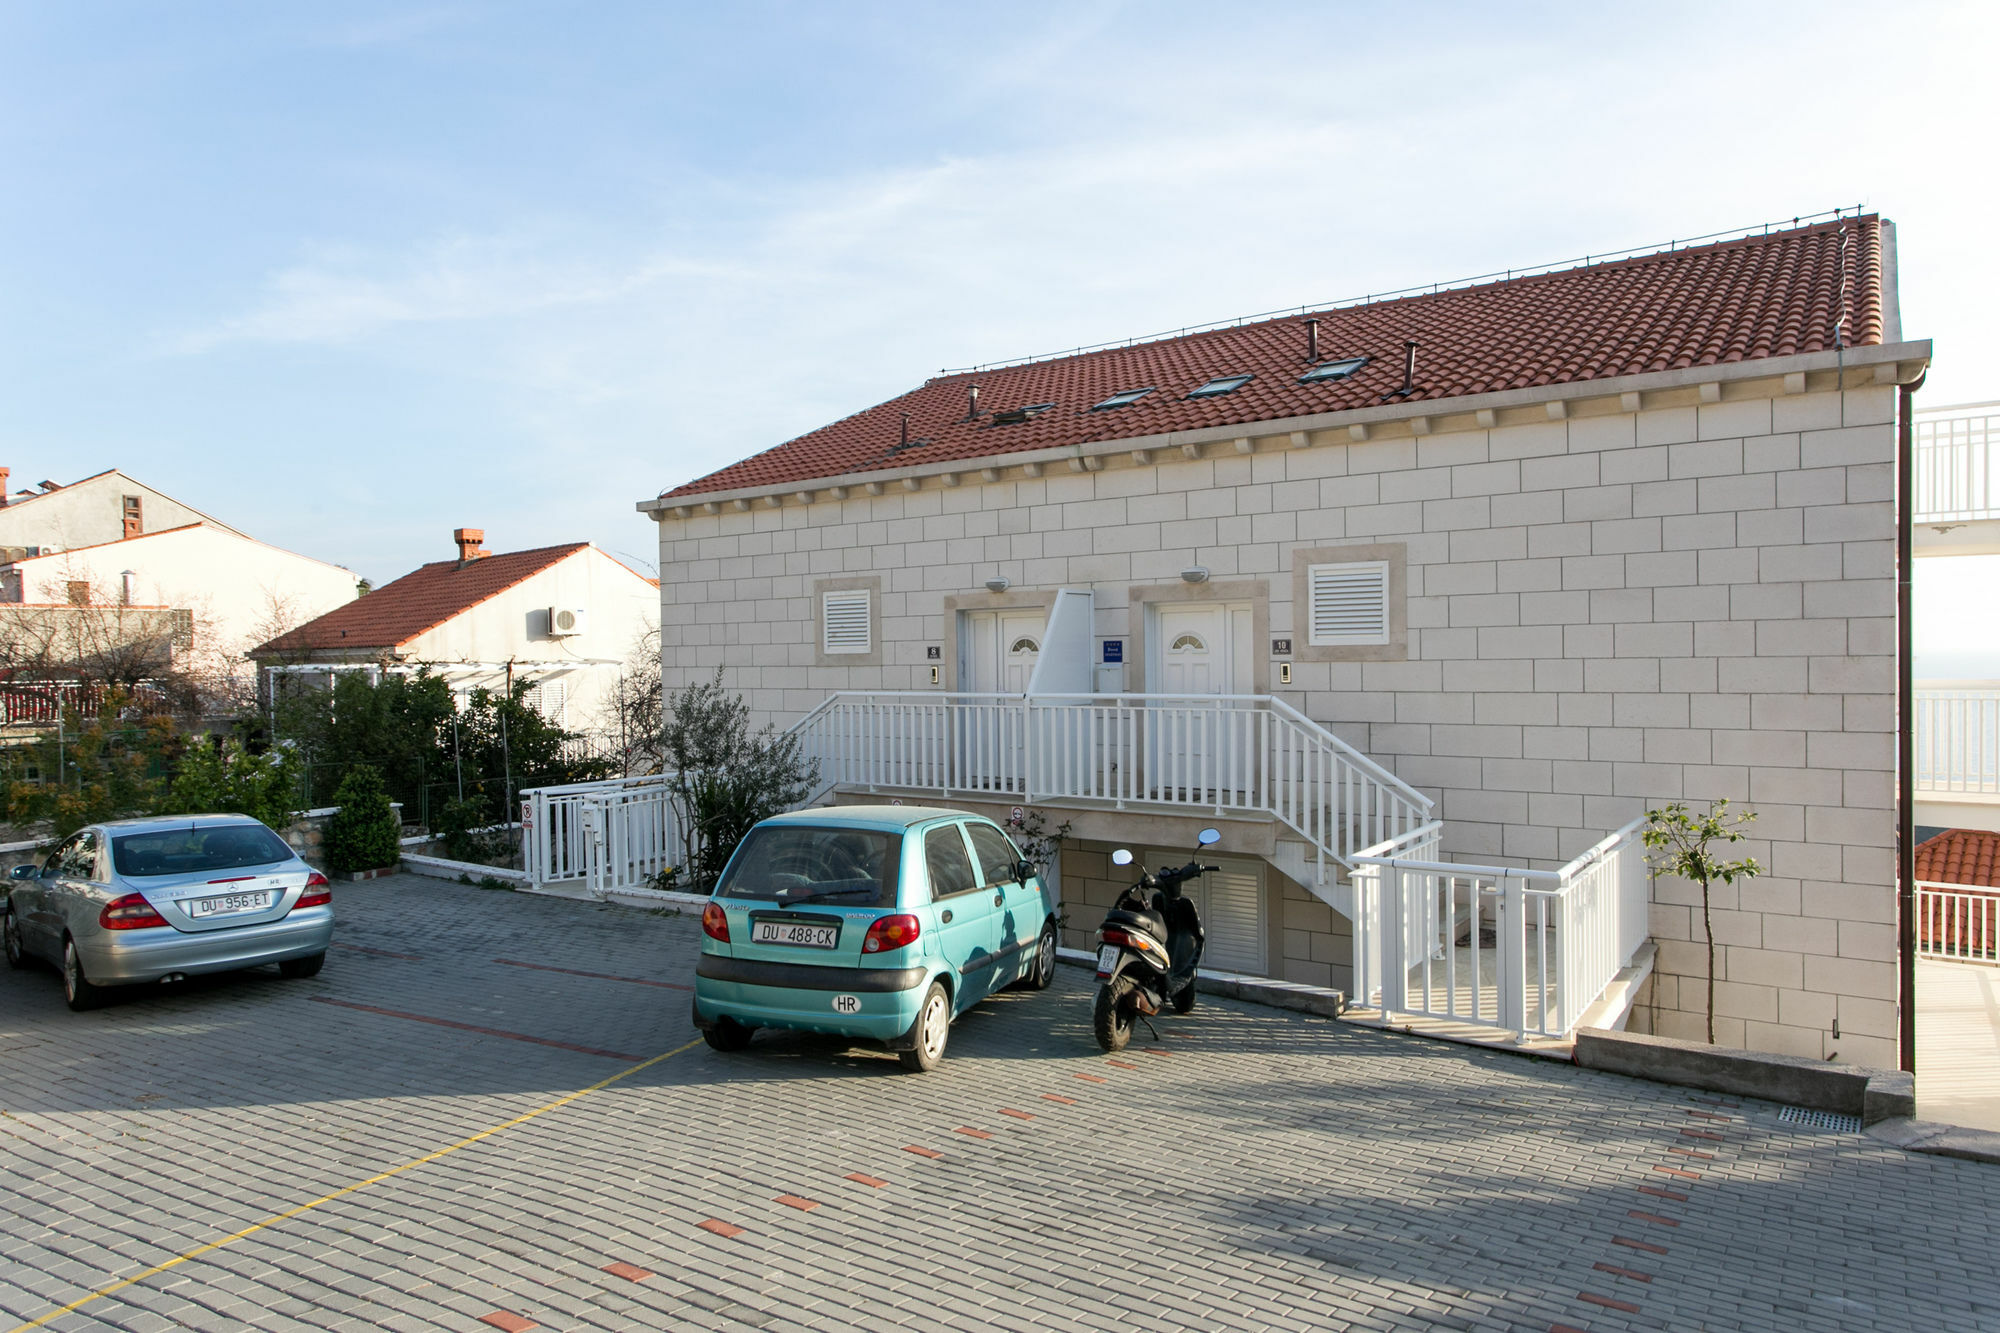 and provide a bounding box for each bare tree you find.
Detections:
[591,628,664,776]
